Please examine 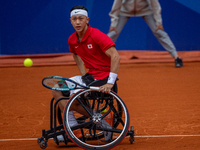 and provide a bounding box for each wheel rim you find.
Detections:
[63,89,129,149]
